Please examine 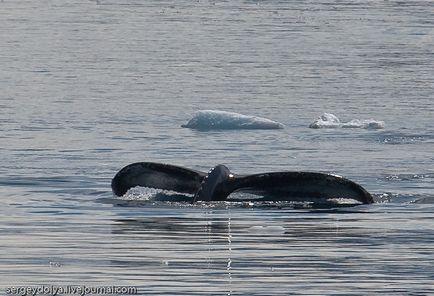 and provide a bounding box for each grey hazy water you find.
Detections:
[1,0,433,295]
